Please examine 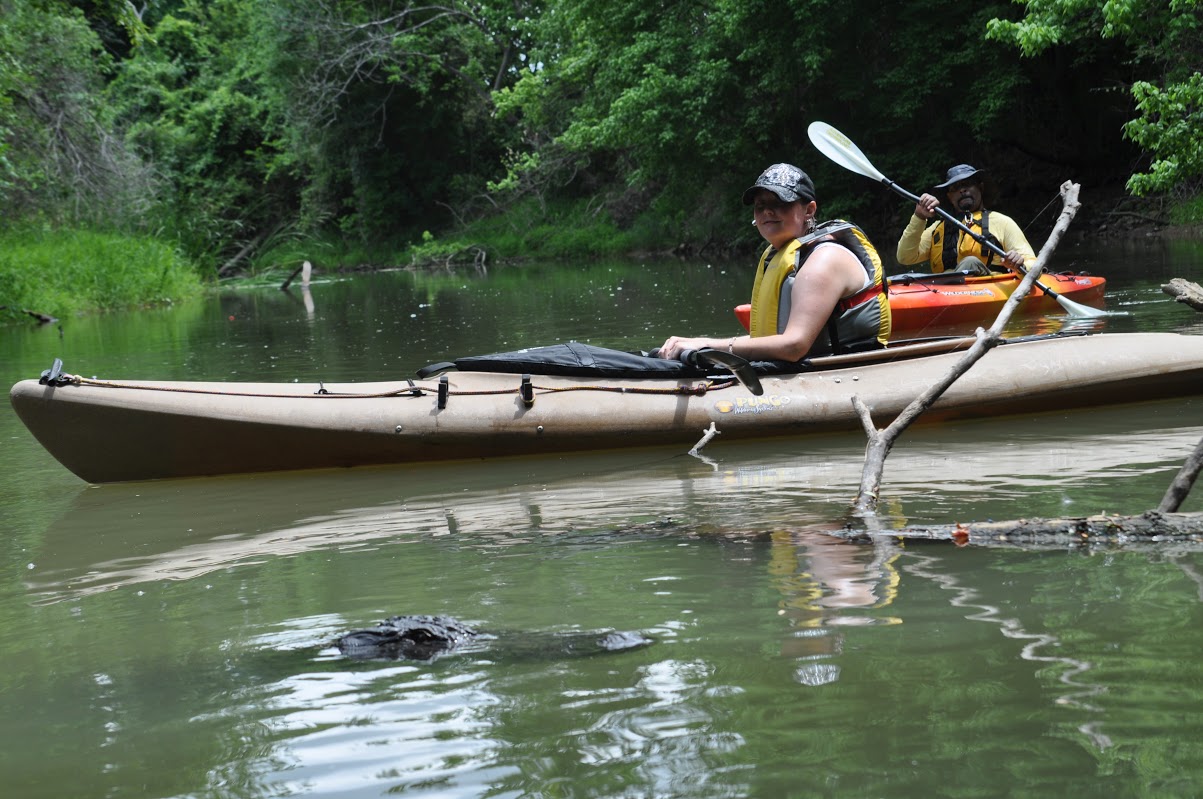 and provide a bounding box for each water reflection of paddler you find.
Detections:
[769,531,901,684]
